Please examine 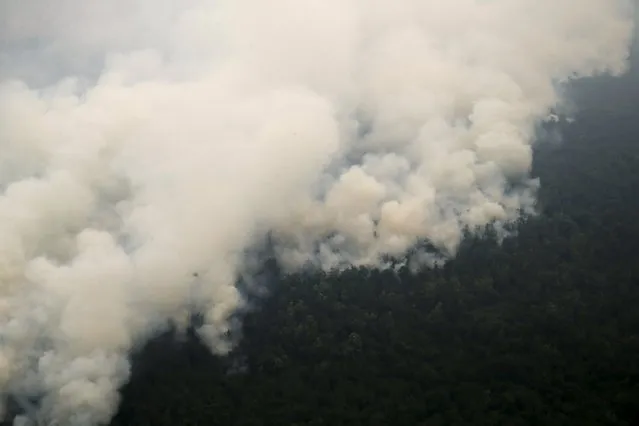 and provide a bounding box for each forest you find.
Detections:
[2,63,637,426]
[103,66,639,426]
